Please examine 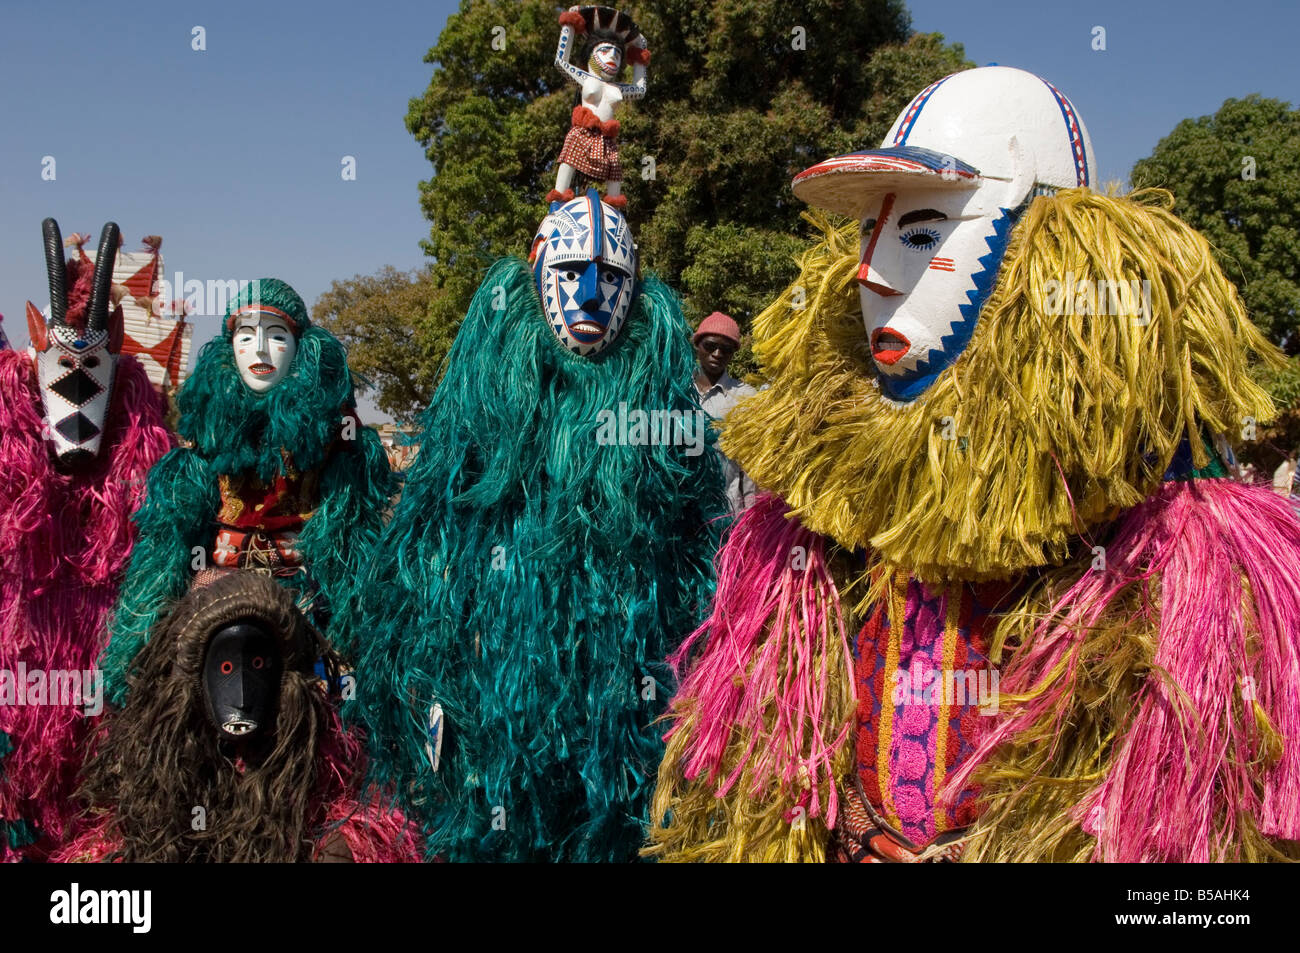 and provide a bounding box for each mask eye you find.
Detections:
[83,355,100,368]
[564,271,578,281]
[220,661,234,675]
[58,356,74,369]
[900,227,941,251]
[252,656,265,670]
[602,270,618,283]
[861,218,878,235]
